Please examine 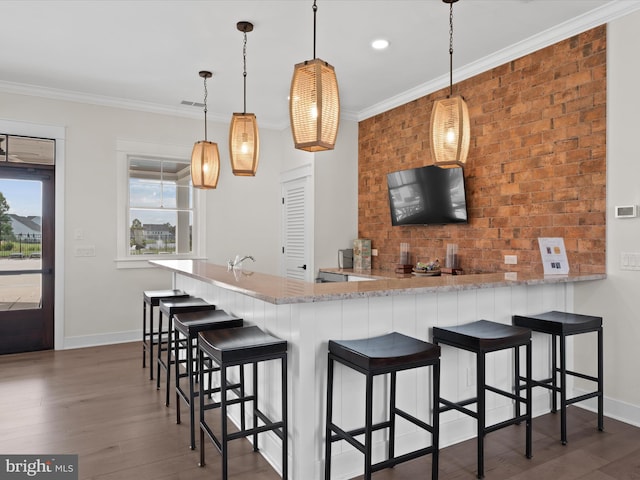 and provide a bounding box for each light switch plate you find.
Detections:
[74,246,96,257]
[621,252,640,270]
